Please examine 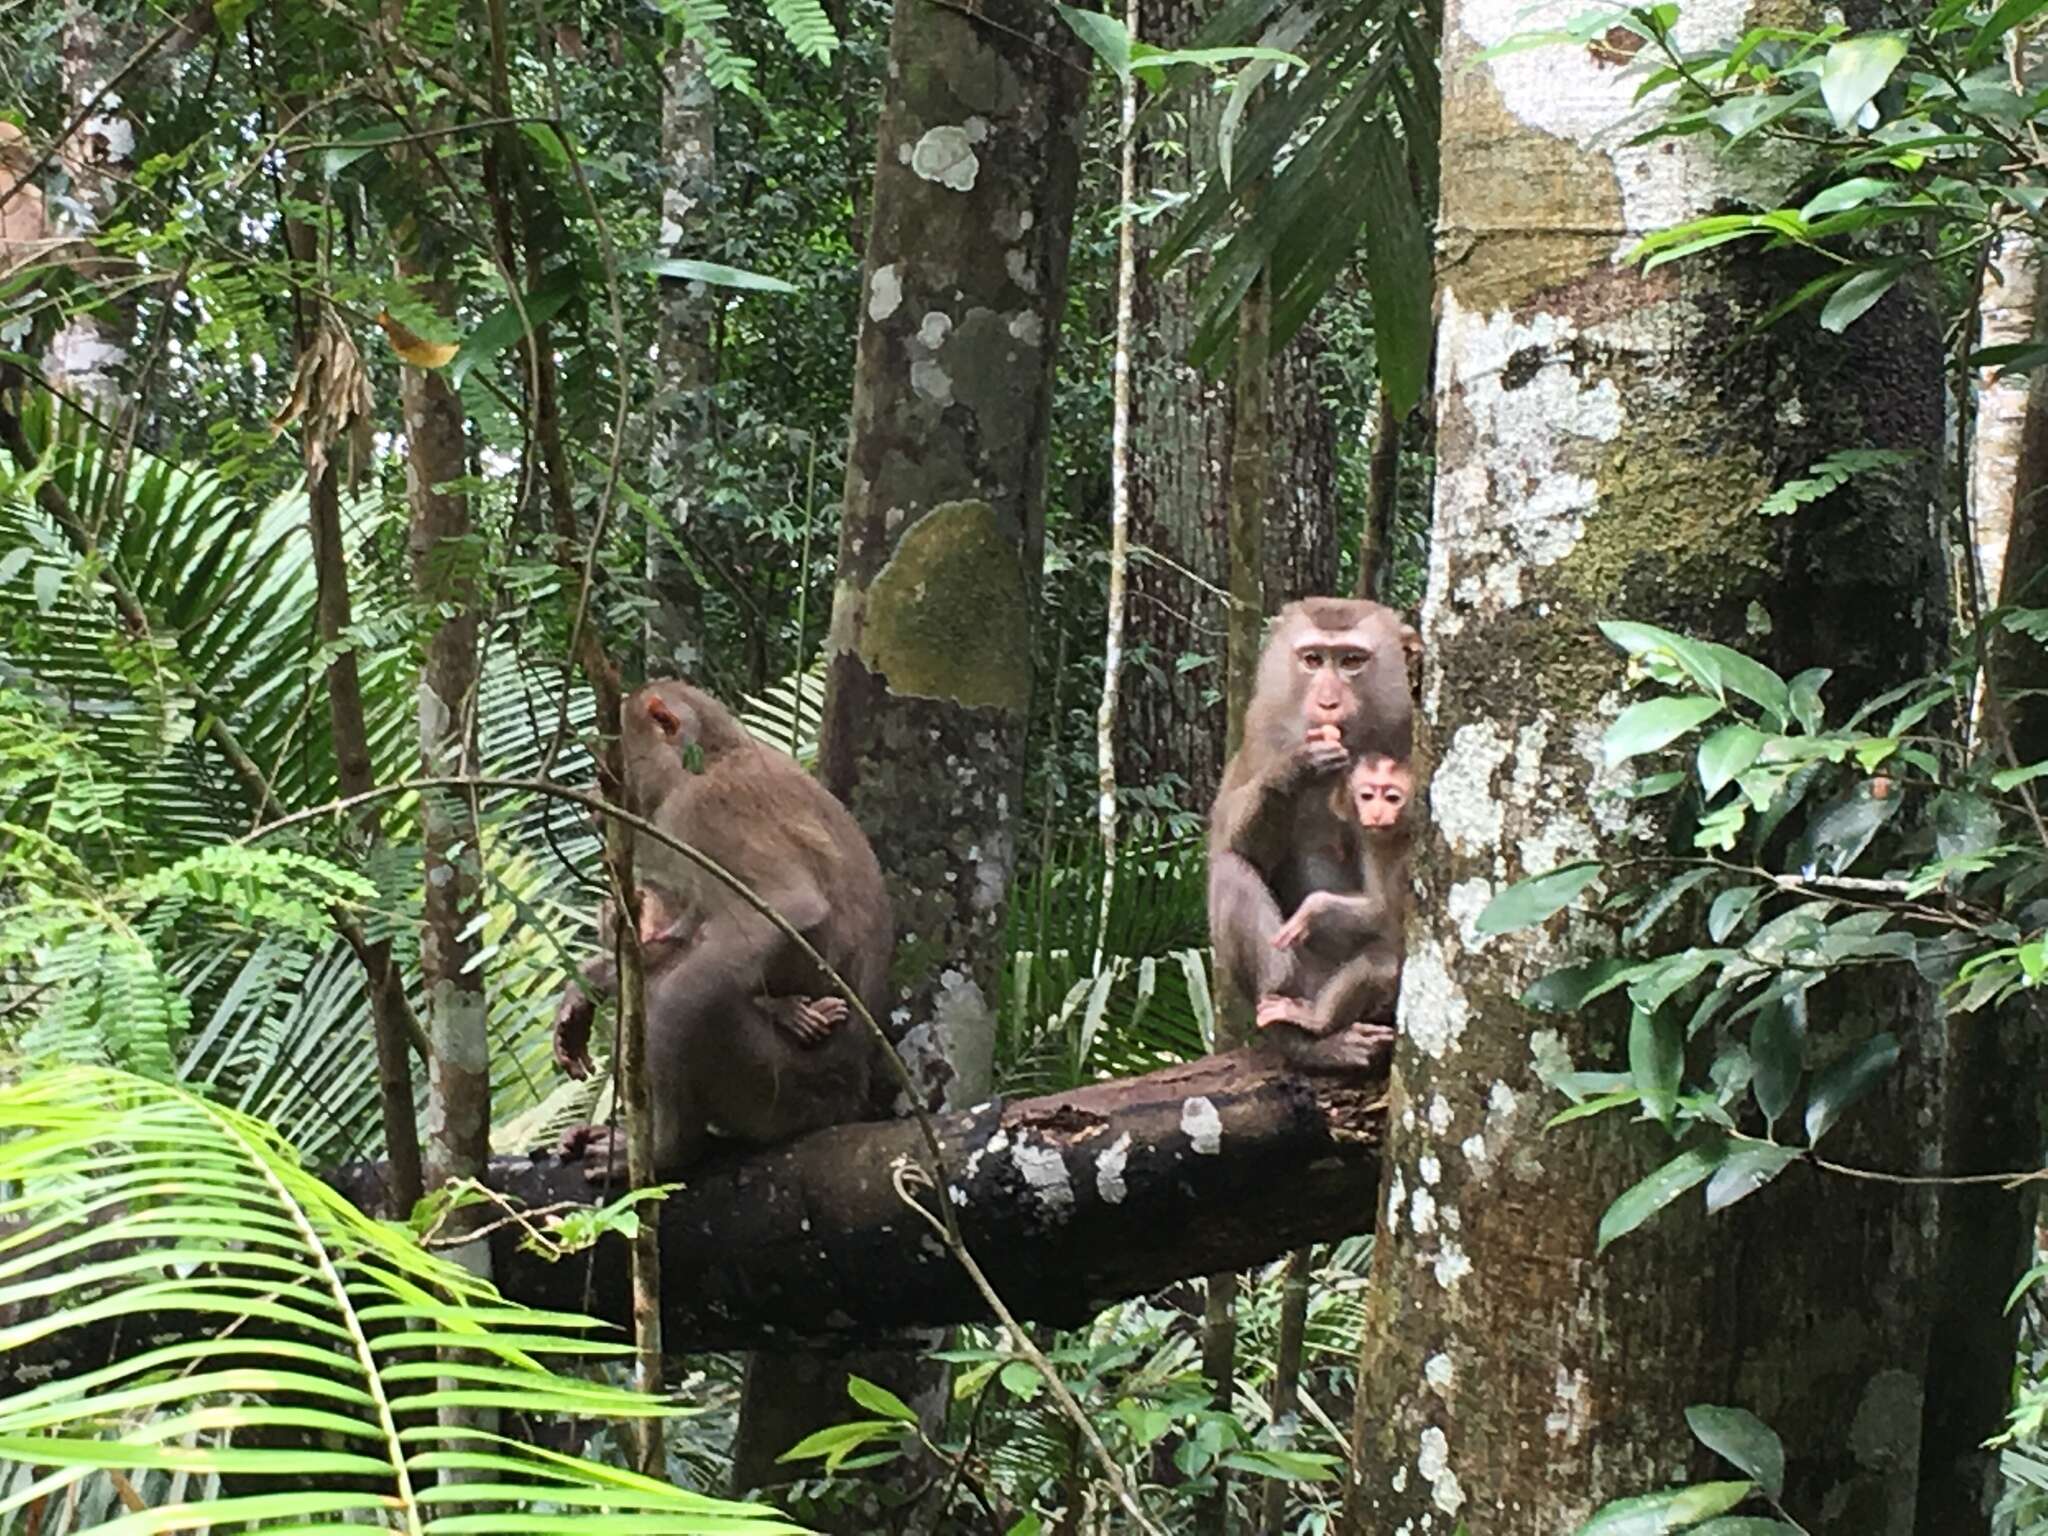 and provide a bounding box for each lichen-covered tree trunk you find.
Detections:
[1346,1,1950,1529]
[746,2,1089,1509]
[647,38,717,676]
